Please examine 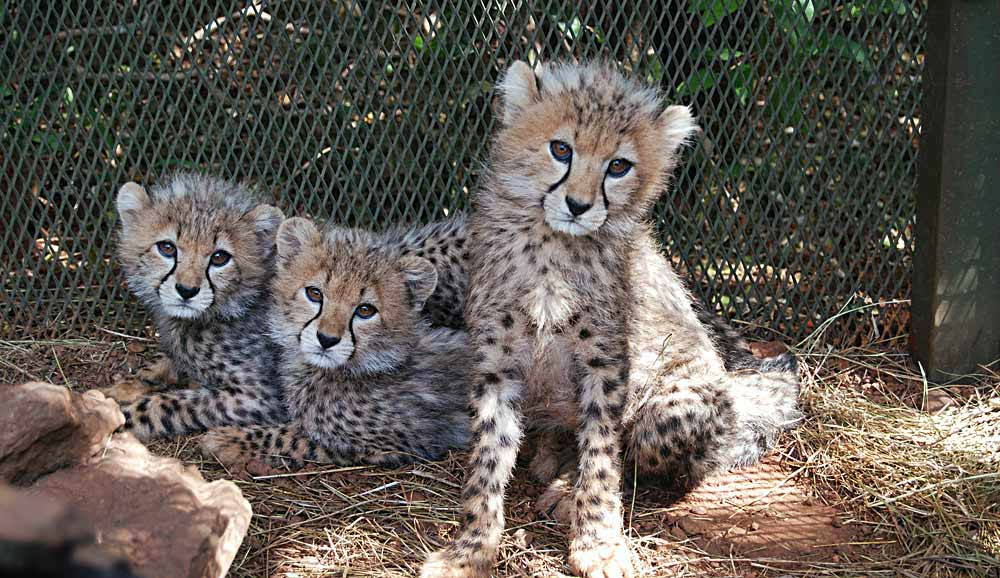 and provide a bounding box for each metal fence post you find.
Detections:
[913,0,1000,382]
